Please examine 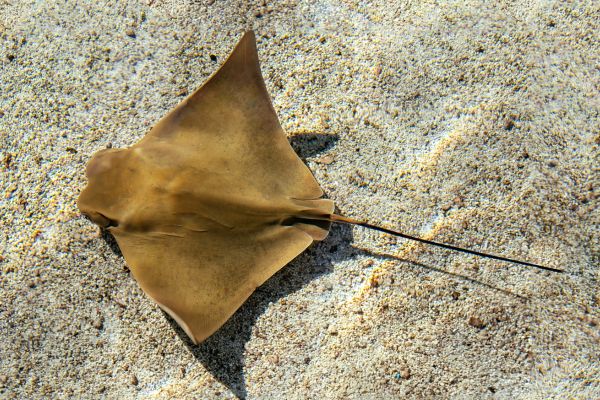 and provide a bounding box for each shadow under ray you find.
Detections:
[288,131,338,160]
[353,246,530,301]
[100,228,122,257]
